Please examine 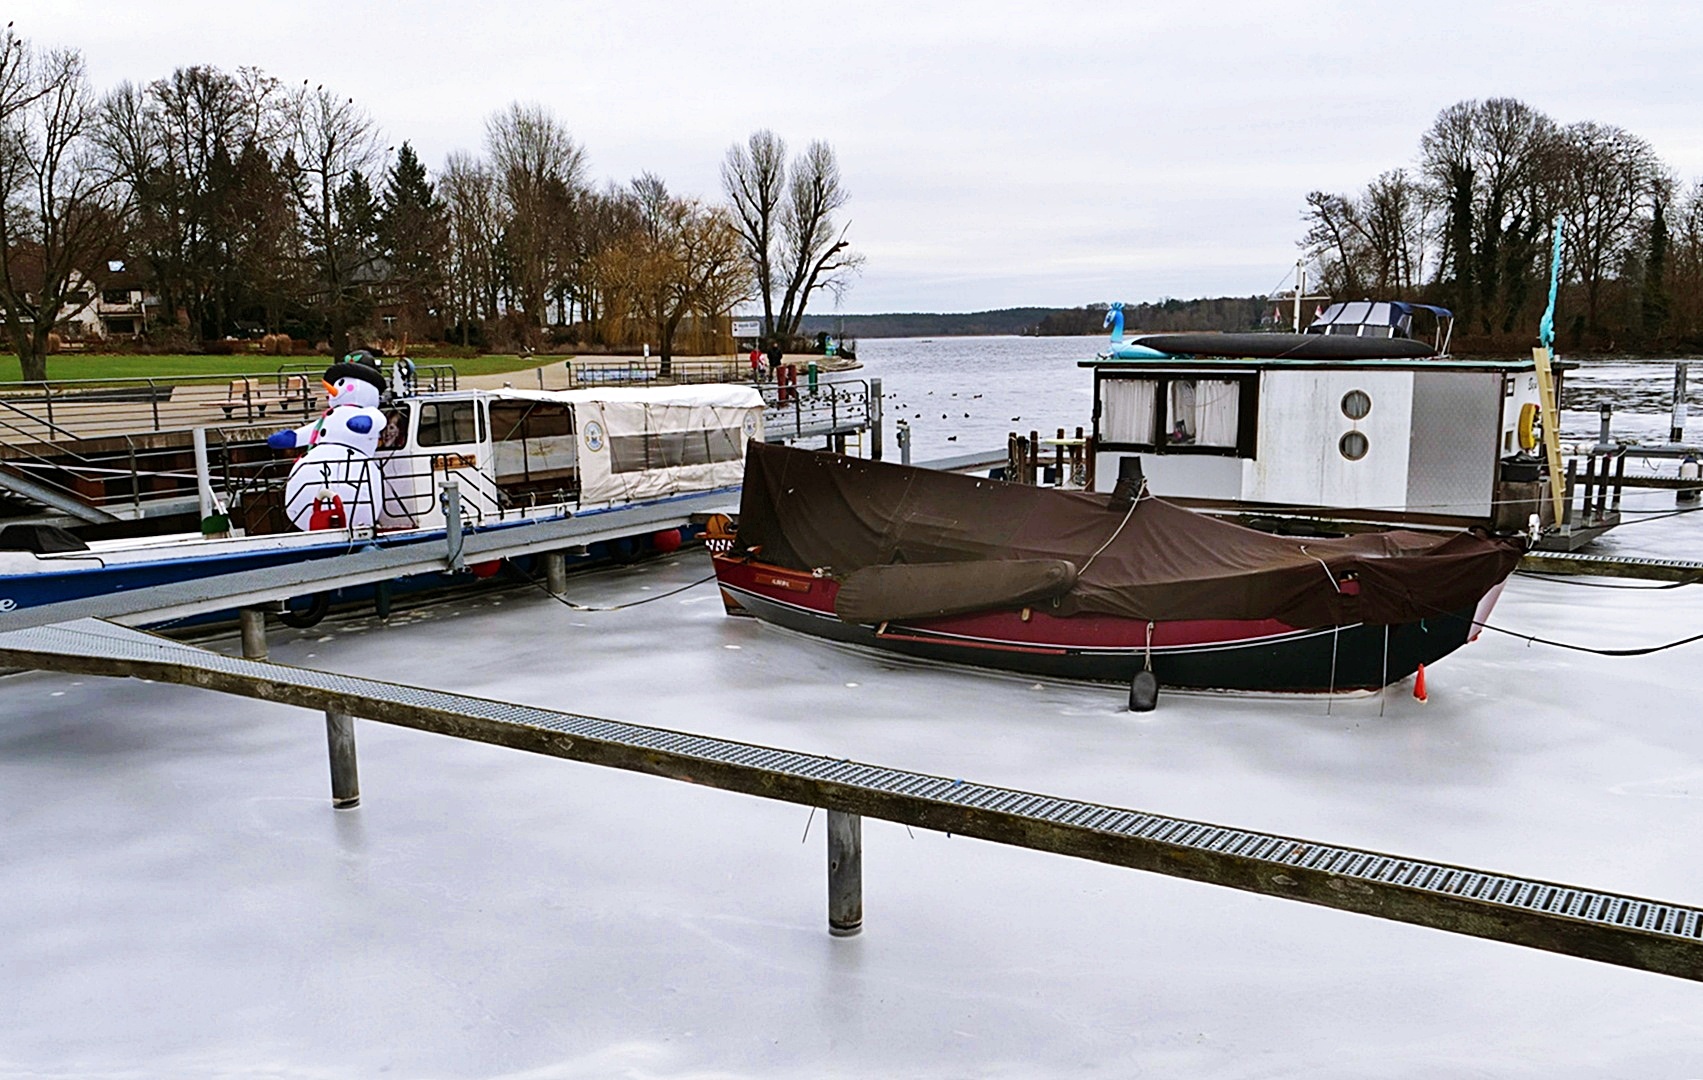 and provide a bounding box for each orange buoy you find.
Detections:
[1413,663,1428,702]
